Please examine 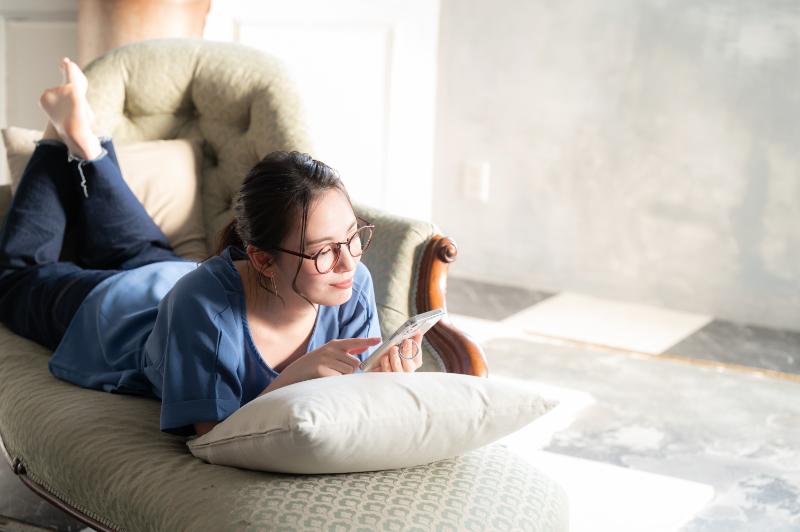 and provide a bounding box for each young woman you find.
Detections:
[0,58,424,438]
